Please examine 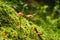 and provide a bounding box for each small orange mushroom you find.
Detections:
[18,12,23,16]
[26,14,33,18]
[37,32,43,35]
